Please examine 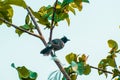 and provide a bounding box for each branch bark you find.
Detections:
[49,0,58,41]
[90,65,113,74]
[26,6,47,46]
[0,18,41,39]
